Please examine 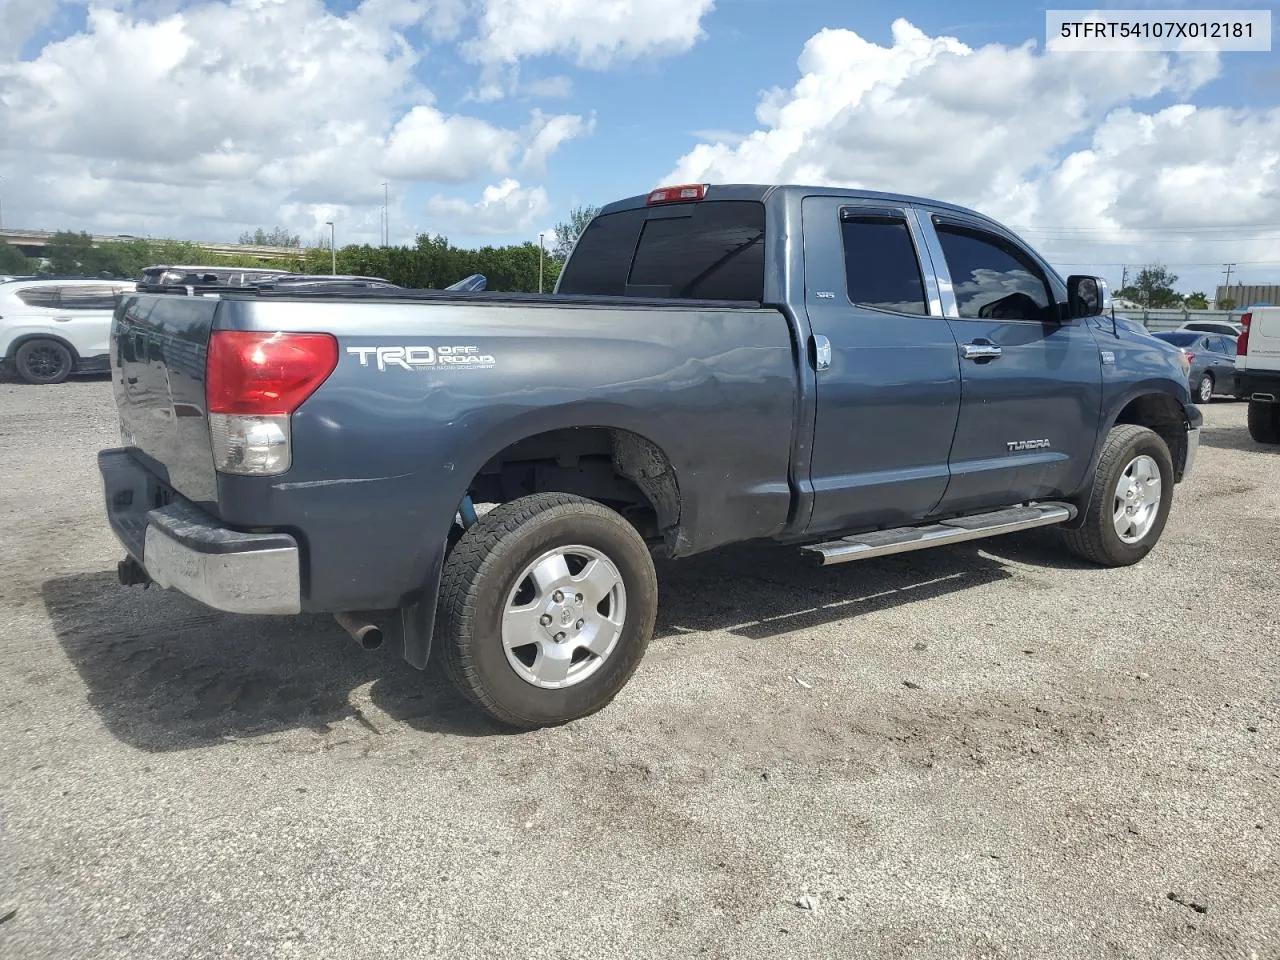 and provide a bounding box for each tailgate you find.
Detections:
[112,293,220,508]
